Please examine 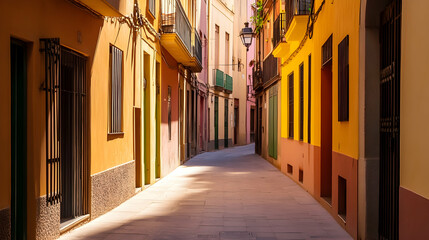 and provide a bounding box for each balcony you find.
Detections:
[273,13,287,48]
[213,69,233,94]
[285,0,311,42]
[263,53,279,86]
[252,64,263,91]
[71,0,124,16]
[189,29,203,72]
[161,0,194,67]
